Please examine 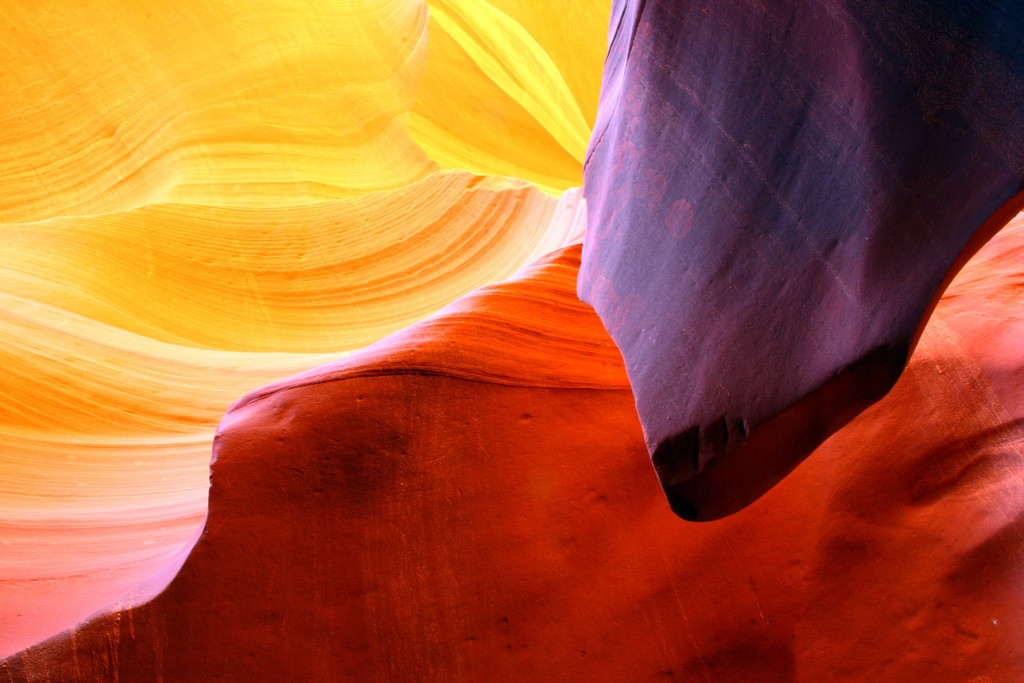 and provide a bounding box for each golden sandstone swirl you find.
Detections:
[0,0,605,658]
[4,0,1022,675]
